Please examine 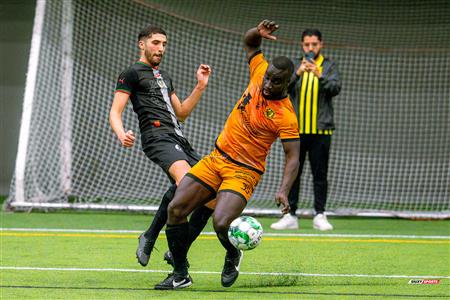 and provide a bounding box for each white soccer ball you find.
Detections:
[228,216,263,250]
